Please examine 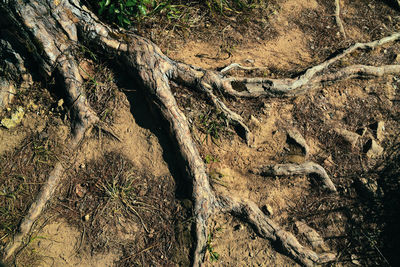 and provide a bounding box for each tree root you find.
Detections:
[313,64,400,84]
[218,32,400,98]
[255,162,337,193]
[218,195,336,266]
[3,1,399,266]
[335,0,346,39]
[171,62,253,144]
[1,2,97,259]
[3,57,97,261]
[220,63,268,74]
